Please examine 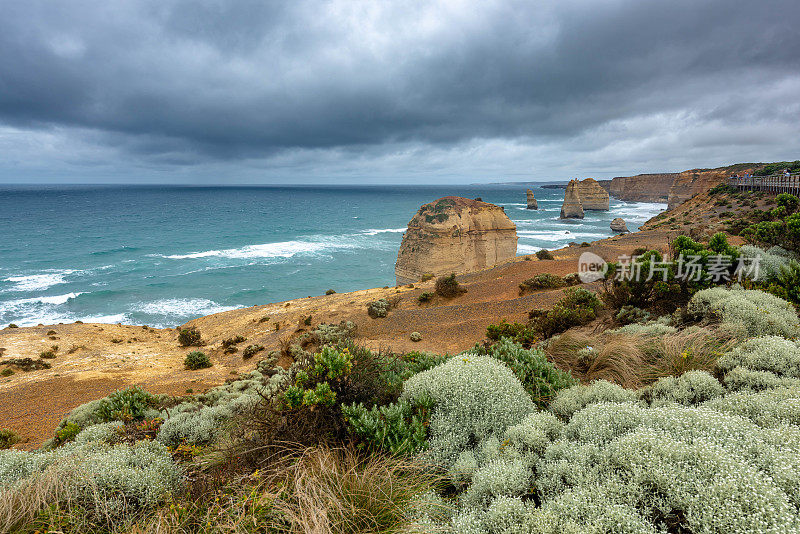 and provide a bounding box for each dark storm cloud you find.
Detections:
[0,0,798,181]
